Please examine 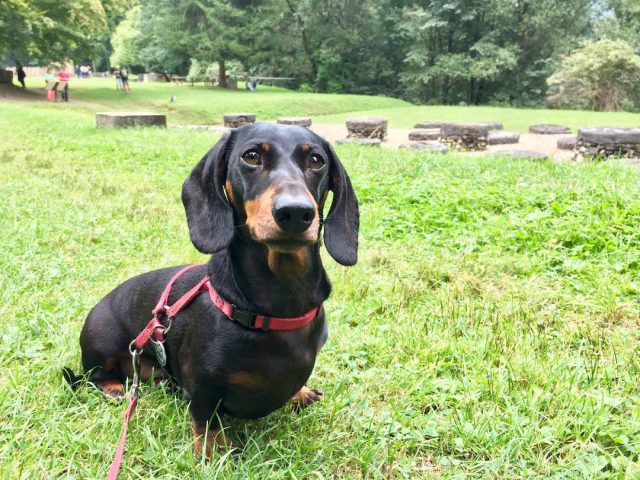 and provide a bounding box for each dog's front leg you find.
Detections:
[191,420,229,459]
[189,386,231,459]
